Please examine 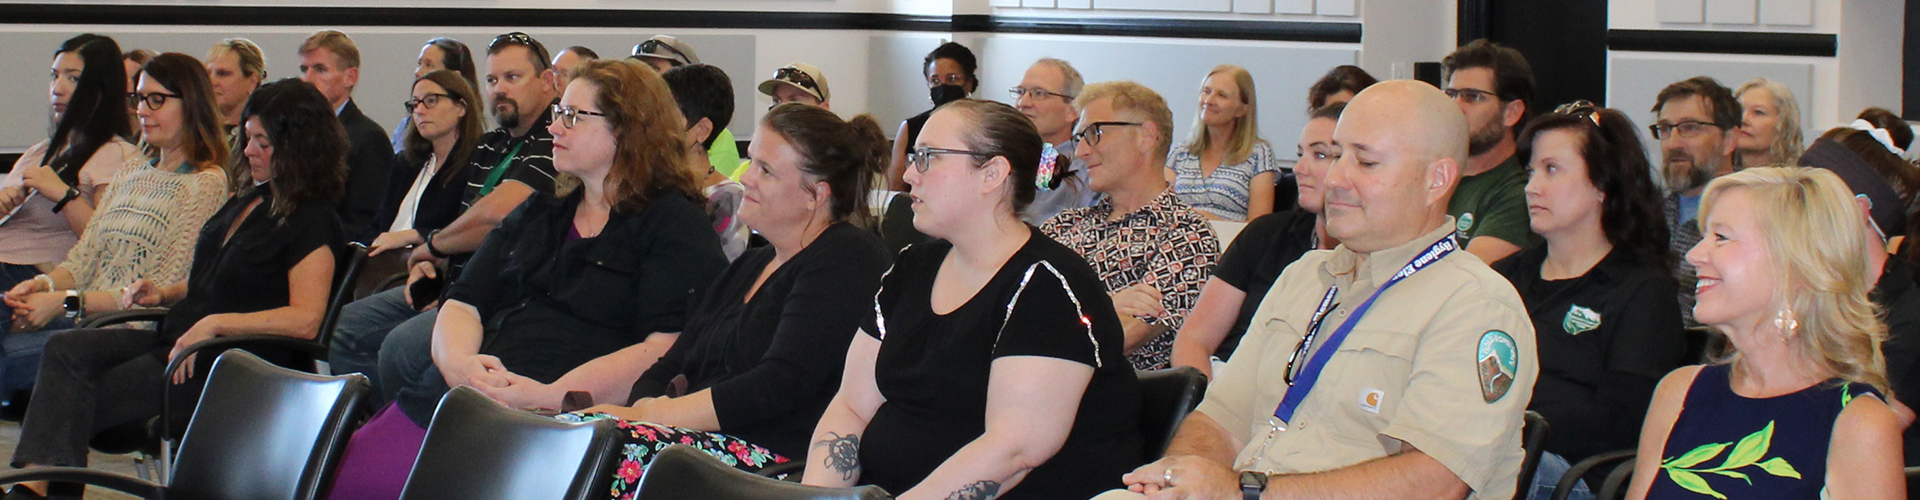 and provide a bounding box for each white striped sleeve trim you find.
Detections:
[995,260,1101,368]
